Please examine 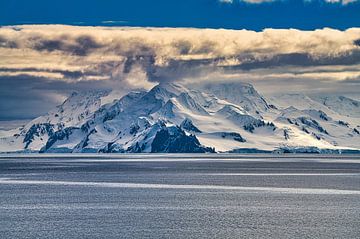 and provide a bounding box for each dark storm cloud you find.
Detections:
[0,75,62,120]
[146,58,219,83]
[252,76,360,95]
[32,35,103,56]
[0,67,88,79]
[121,54,216,82]
[0,74,122,120]
[121,50,360,83]
[354,39,360,46]
[32,38,65,52]
[0,35,18,48]
[123,55,156,74]
[222,51,360,71]
[172,40,192,55]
